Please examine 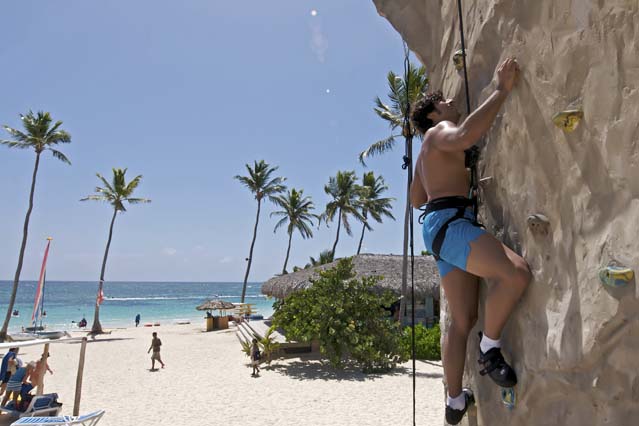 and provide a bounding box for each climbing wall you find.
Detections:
[373,1,639,425]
